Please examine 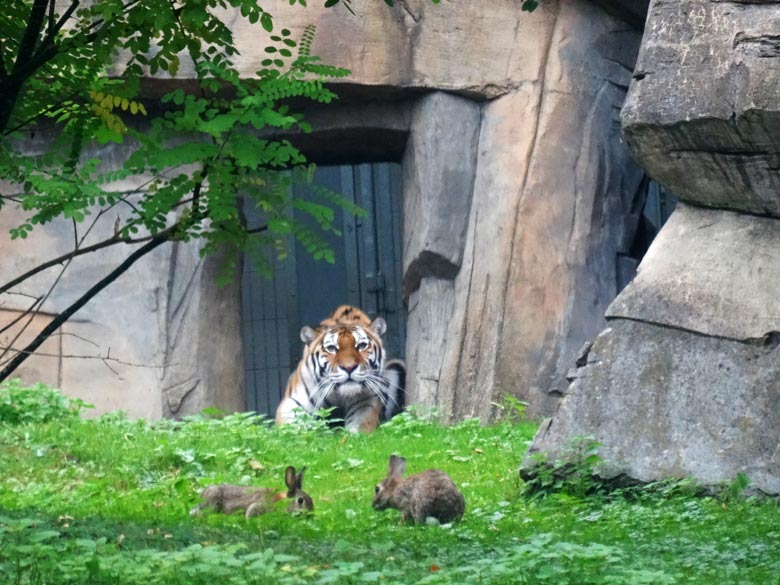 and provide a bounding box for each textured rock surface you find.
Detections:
[406,2,645,419]
[401,93,480,298]
[0,133,244,418]
[160,244,246,417]
[622,0,780,217]
[155,0,556,99]
[404,278,456,412]
[524,319,780,494]
[607,204,780,340]
[0,198,168,418]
